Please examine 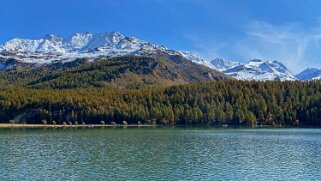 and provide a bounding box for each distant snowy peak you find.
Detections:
[223,59,297,81]
[210,58,242,71]
[140,48,297,81]
[296,68,321,80]
[191,57,297,81]
[178,52,242,71]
